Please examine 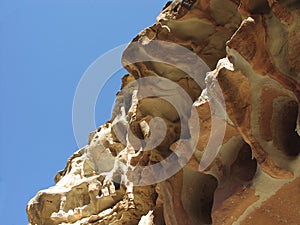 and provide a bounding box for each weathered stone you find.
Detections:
[27,0,300,224]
